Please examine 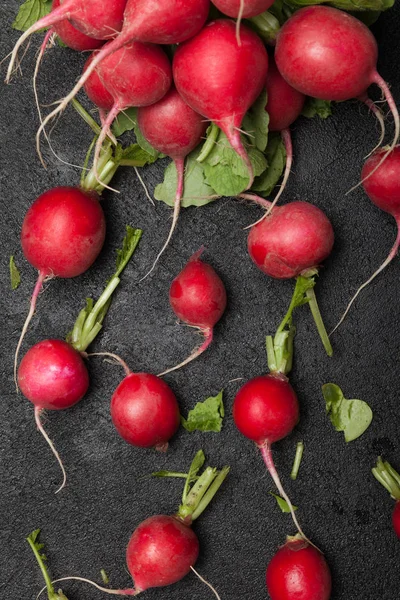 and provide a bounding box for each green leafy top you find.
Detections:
[302,98,333,120]
[27,530,68,600]
[13,0,52,32]
[68,227,142,352]
[181,390,225,432]
[9,256,21,290]
[372,457,400,500]
[322,383,373,442]
[285,0,393,11]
